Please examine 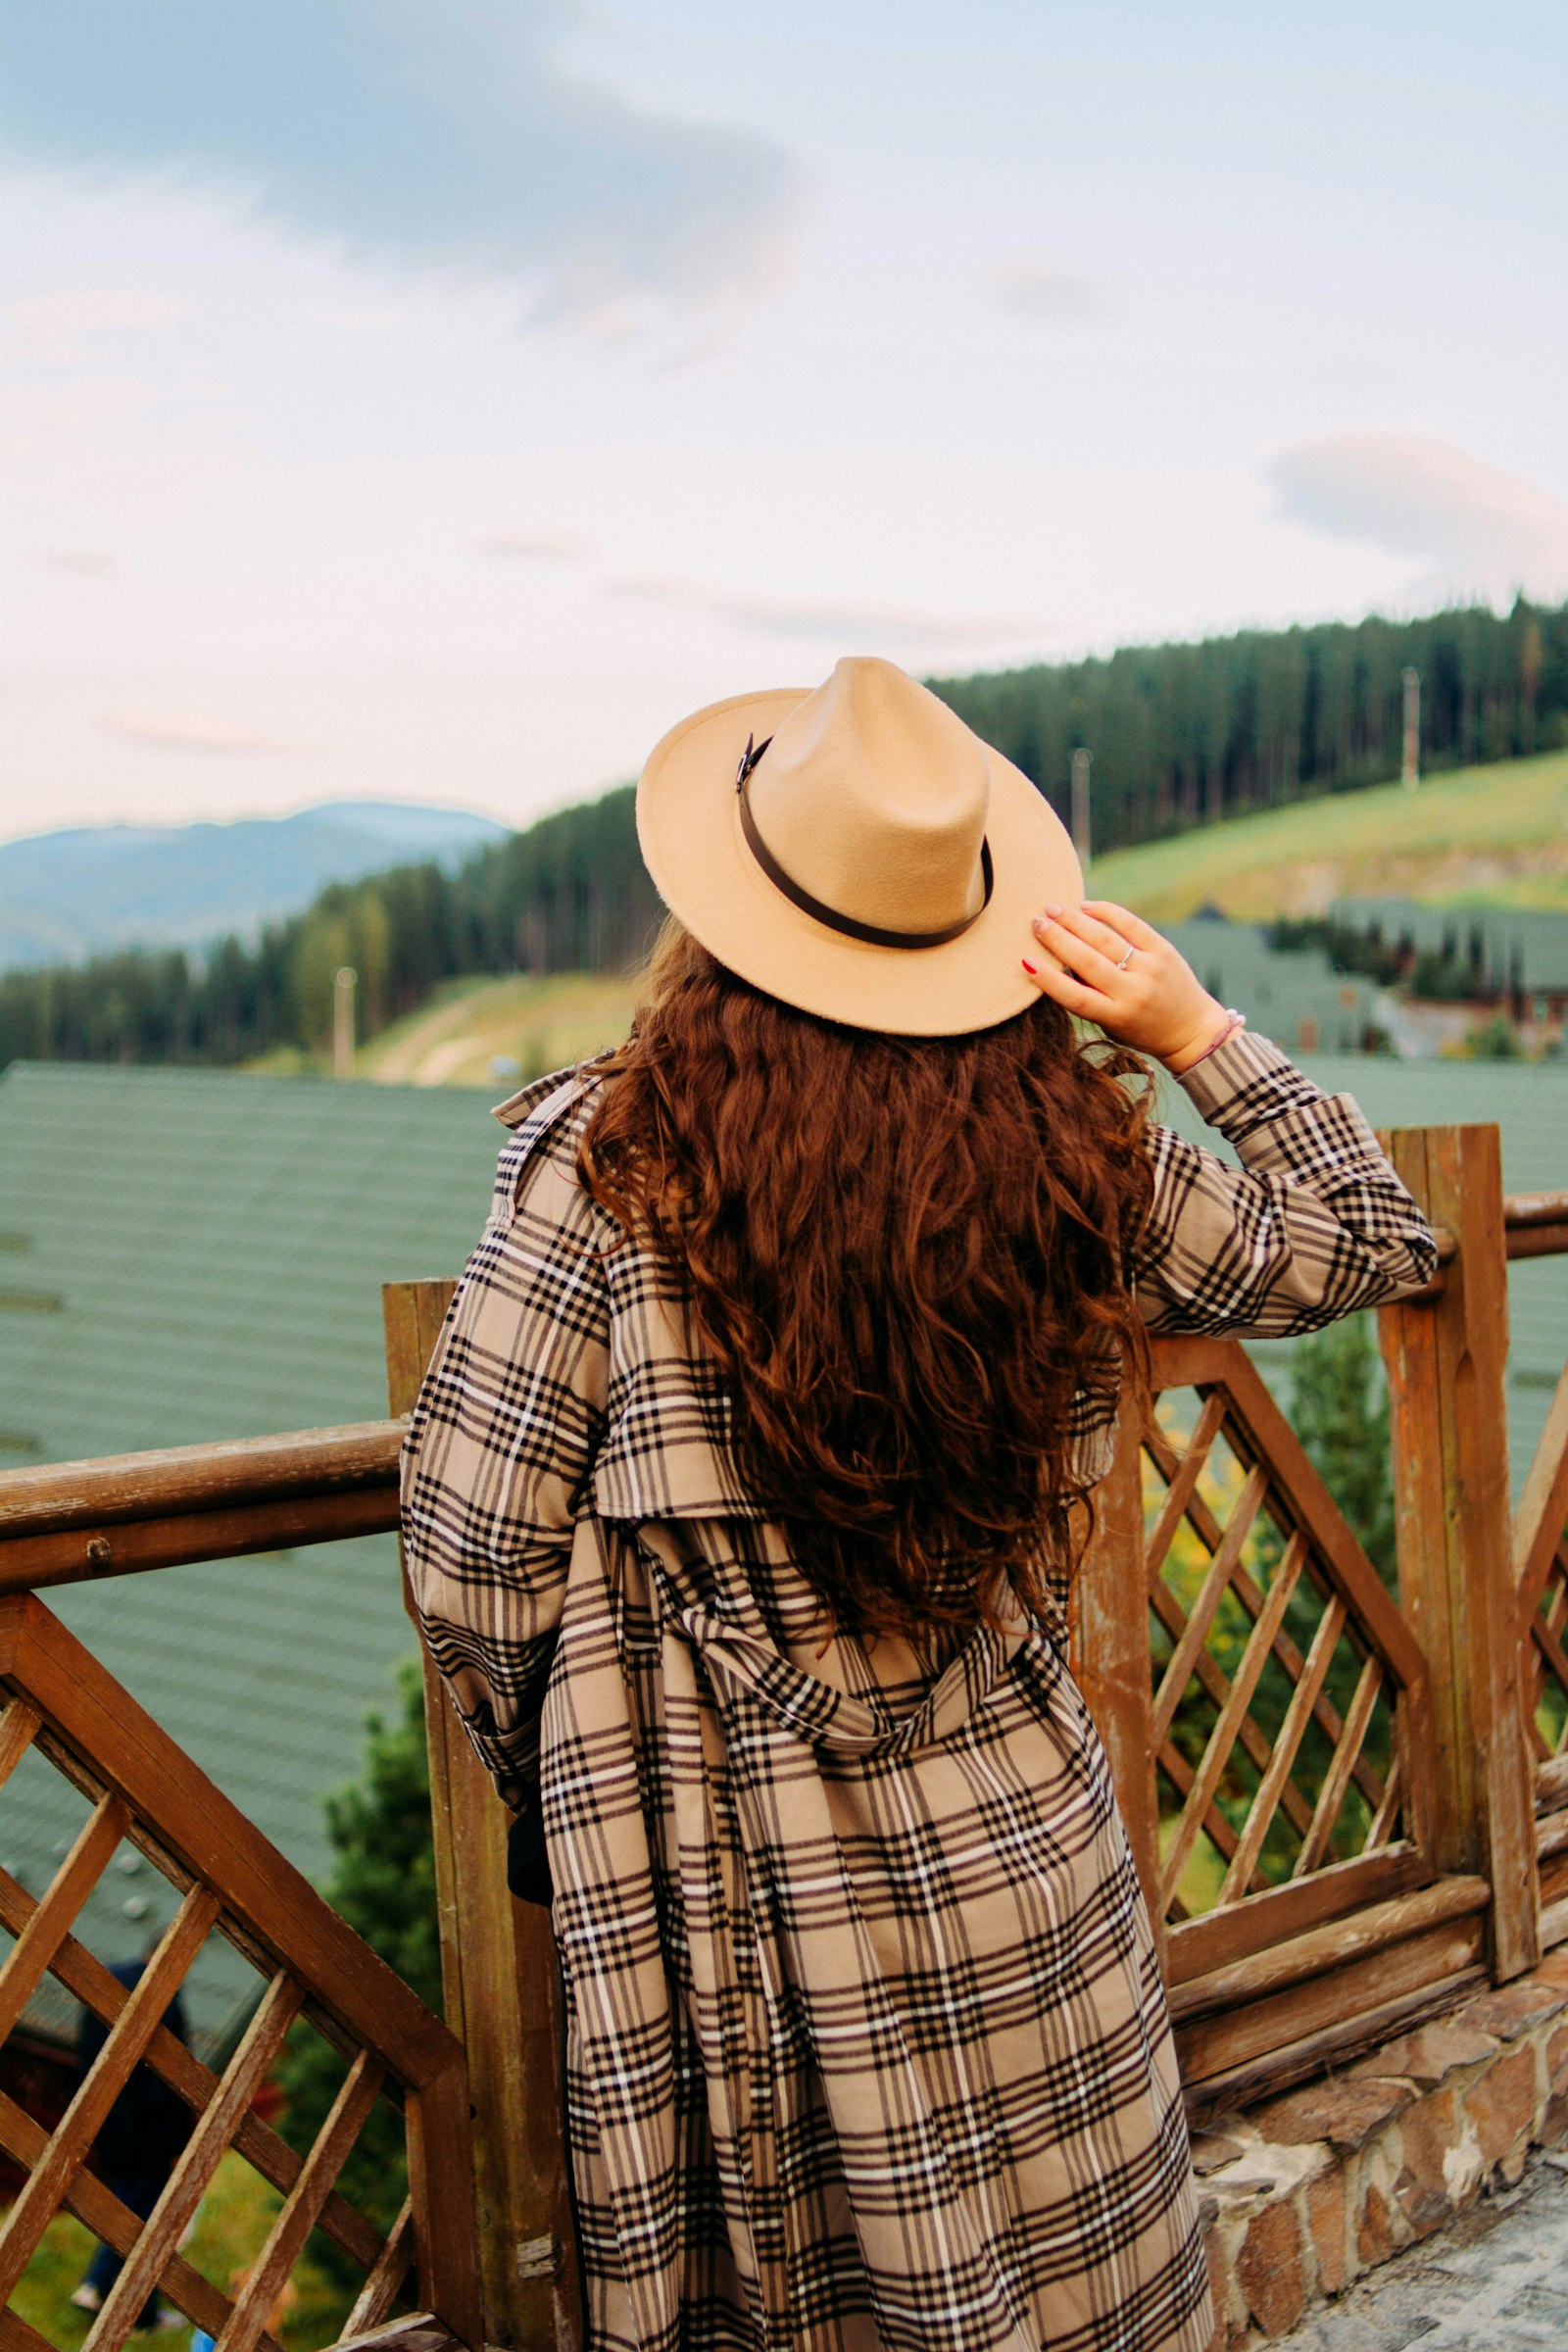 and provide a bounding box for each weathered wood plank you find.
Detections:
[0,2084,278,2351]
[1504,1190,1568,1231]
[406,2065,486,2352]
[0,1421,402,1535]
[1142,1413,1385,1811]
[0,1488,399,1593]
[1142,1392,1227,1590]
[333,2317,460,2352]
[0,1793,127,2044]
[1294,1656,1385,1879]
[1175,1910,1485,2088]
[0,2304,65,2352]
[1167,1844,1430,1984]
[1158,1531,1306,1912]
[1515,1359,1568,1624]
[1381,1123,1540,1983]
[1168,1873,1489,2026]
[1206,1345,1426,1693]
[1151,1465,1268,1748]
[0,1696,39,1793]
[1218,1592,1347,1903]
[1183,1965,1489,2128]
[1147,1565,1316,1842]
[342,2203,416,2340]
